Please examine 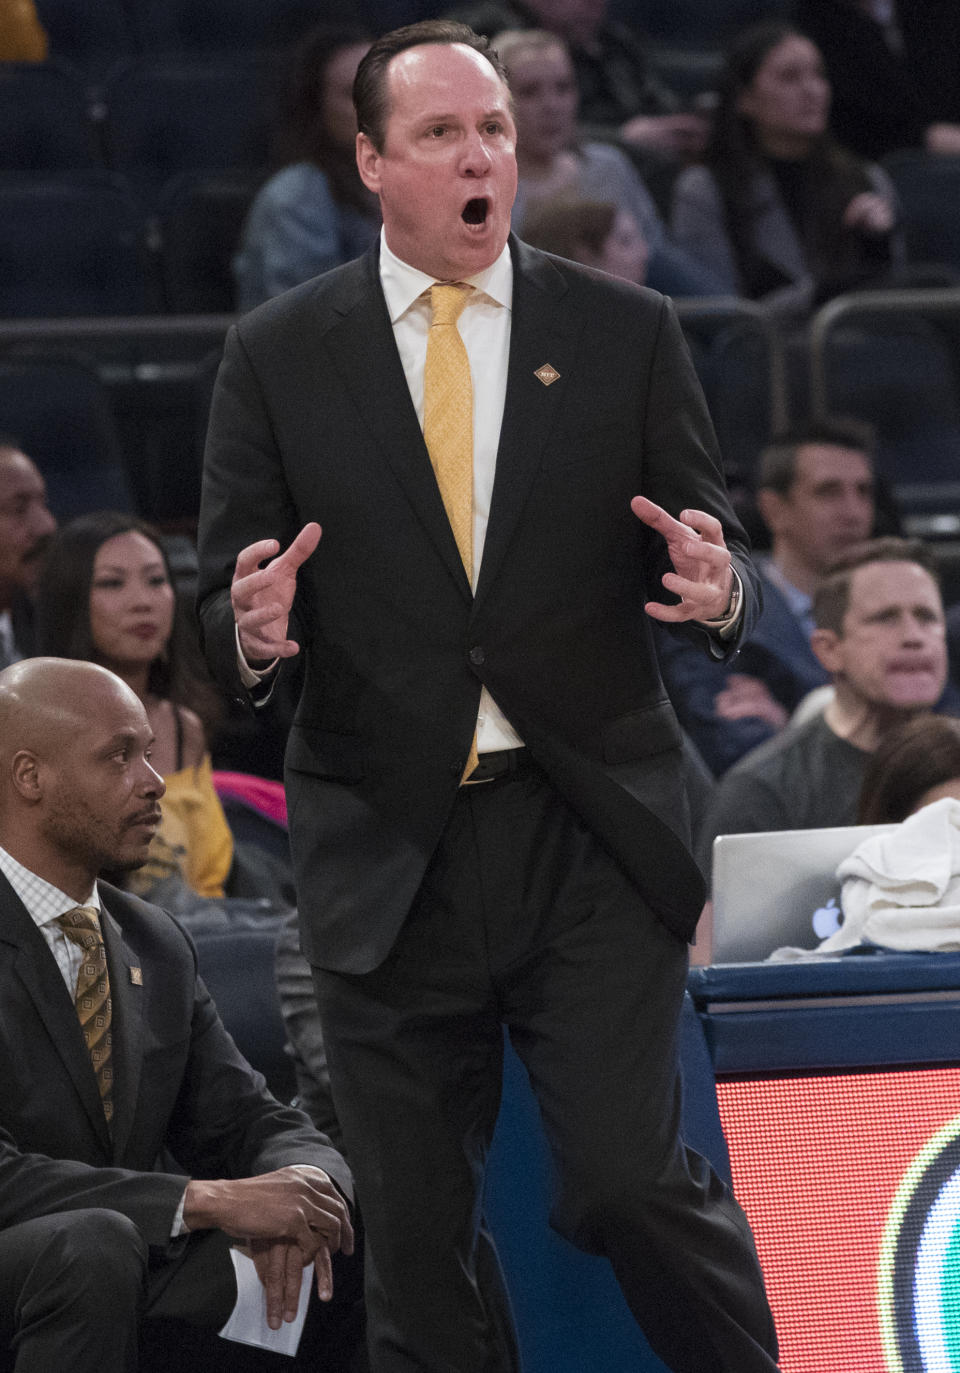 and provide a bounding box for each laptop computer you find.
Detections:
[711,824,897,963]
